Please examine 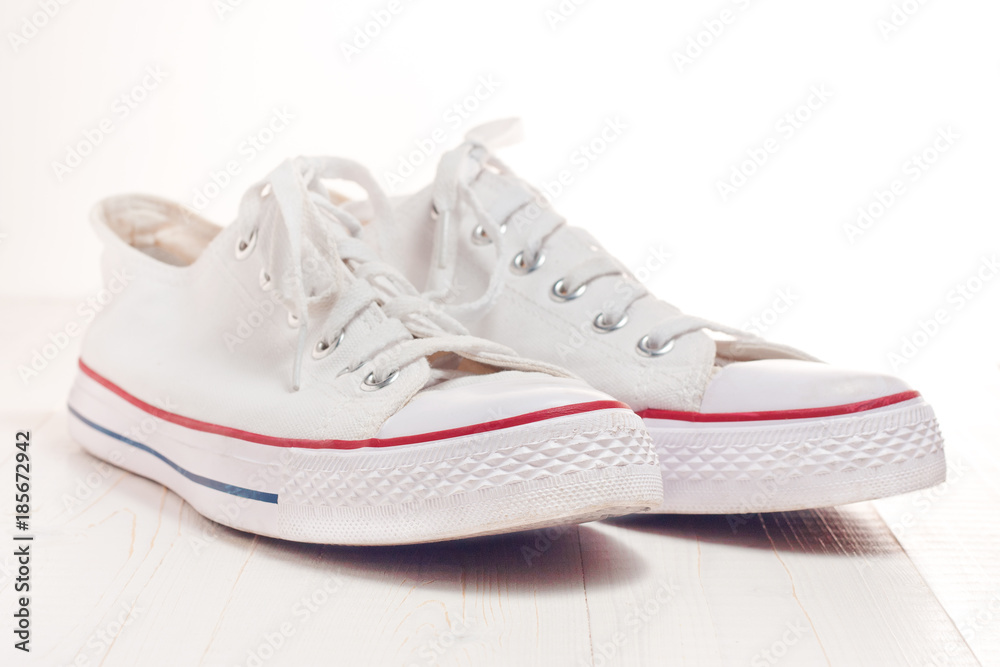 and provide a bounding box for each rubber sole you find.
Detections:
[644,396,946,514]
[67,370,663,545]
